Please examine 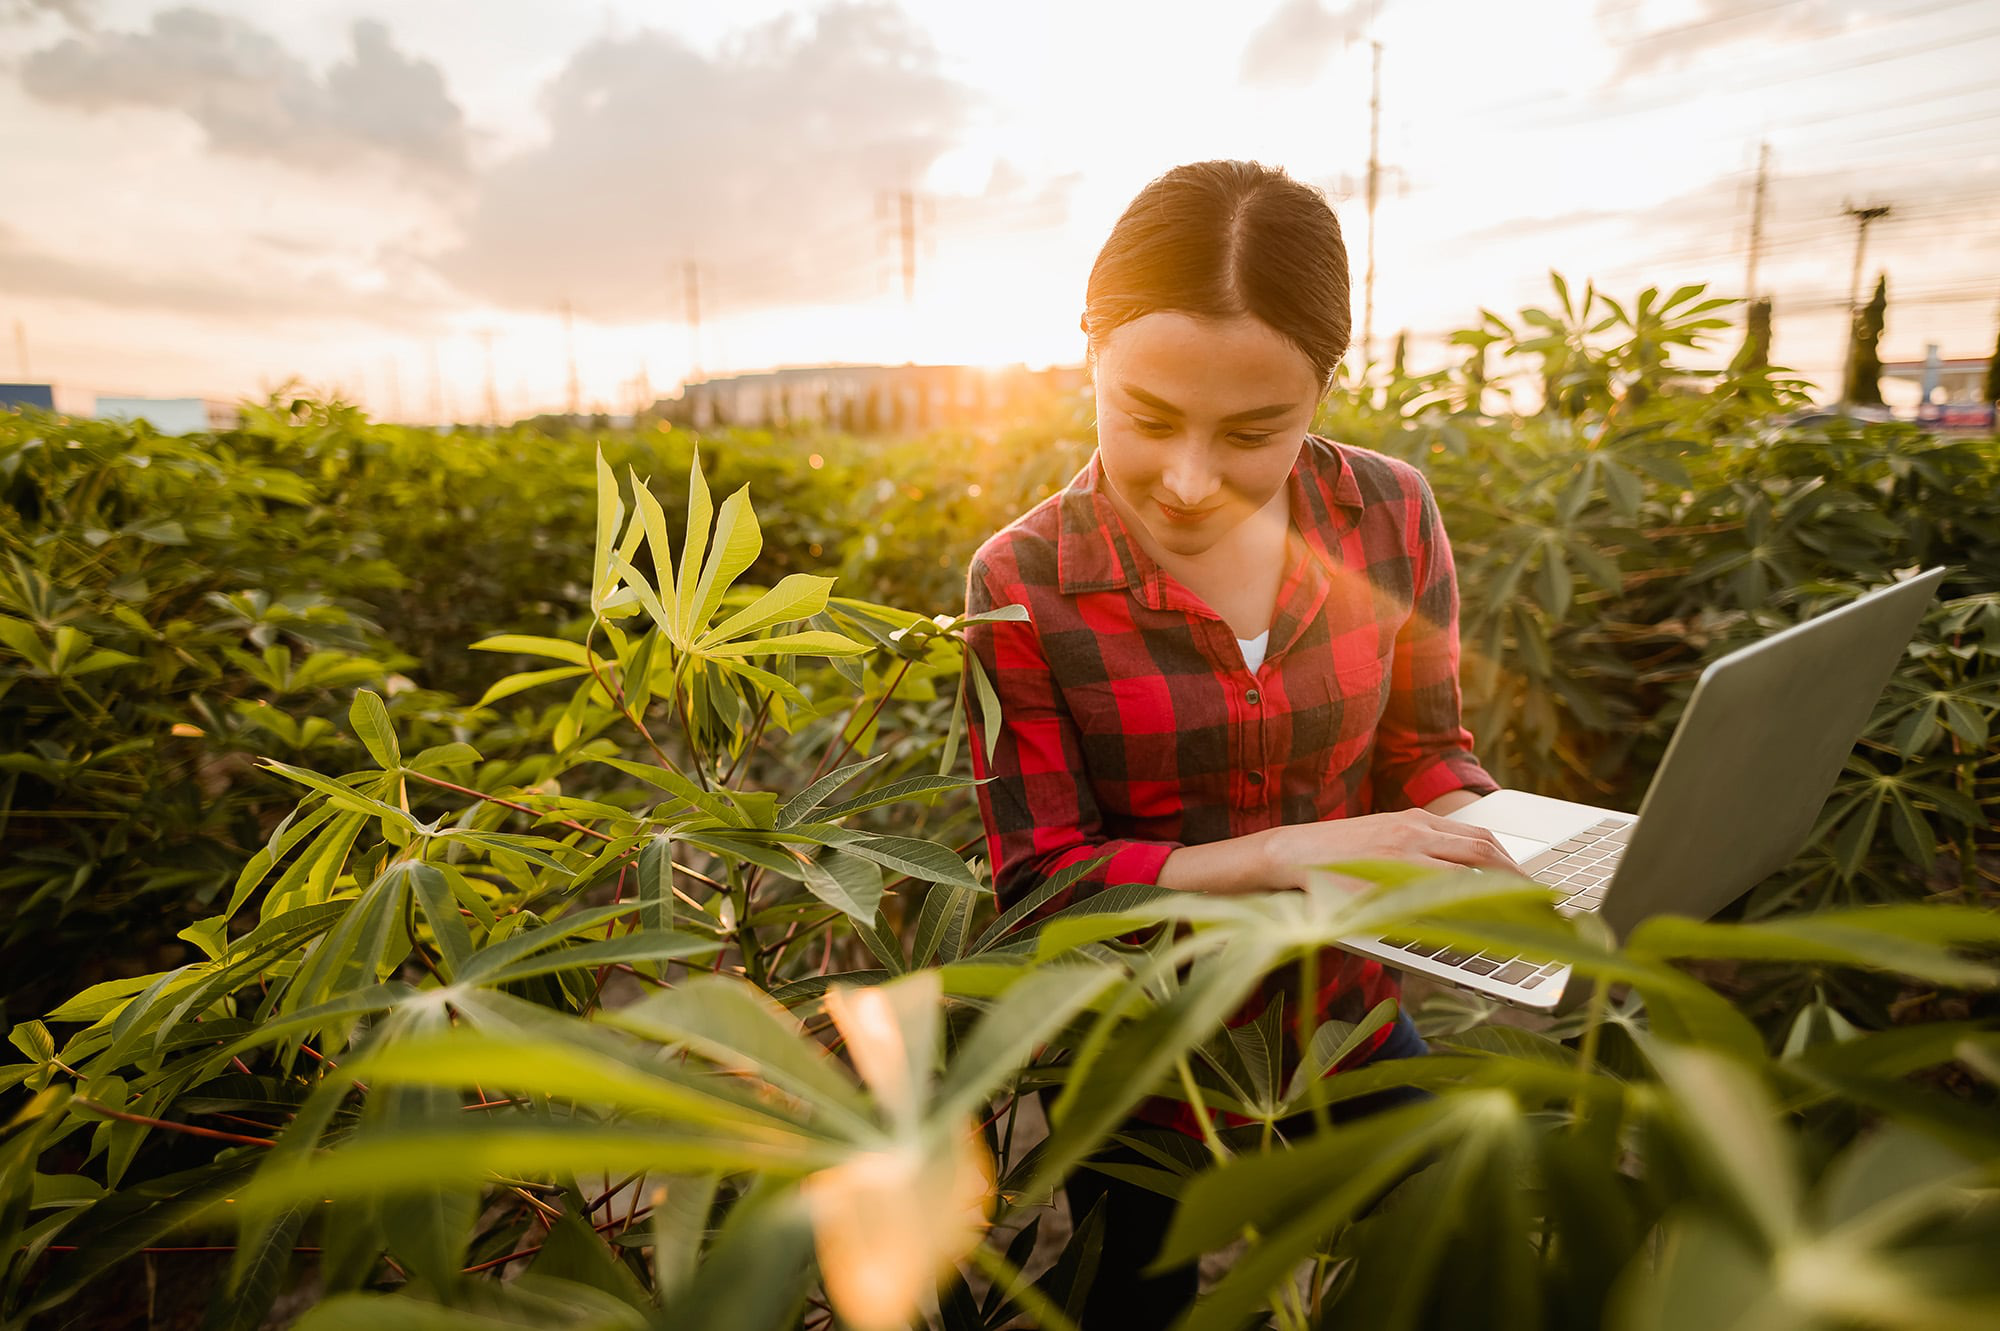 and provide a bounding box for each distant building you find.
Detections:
[92,396,241,433]
[1882,344,1996,430]
[0,383,56,412]
[658,362,1088,433]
